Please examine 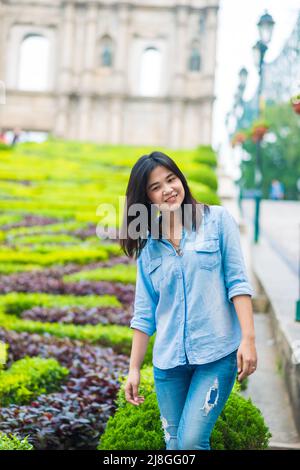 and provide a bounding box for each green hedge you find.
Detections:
[0,246,110,266]
[0,311,155,359]
[0,432,33,450]
[185,164,218,191]
[5,220,89,237]
[10,233,81,245]
[98,366,271,450]
[194,145,218,167]
[0,263,43,275]
[0,356,69,406]
[0,292,121,315]
[63,264,136,285]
